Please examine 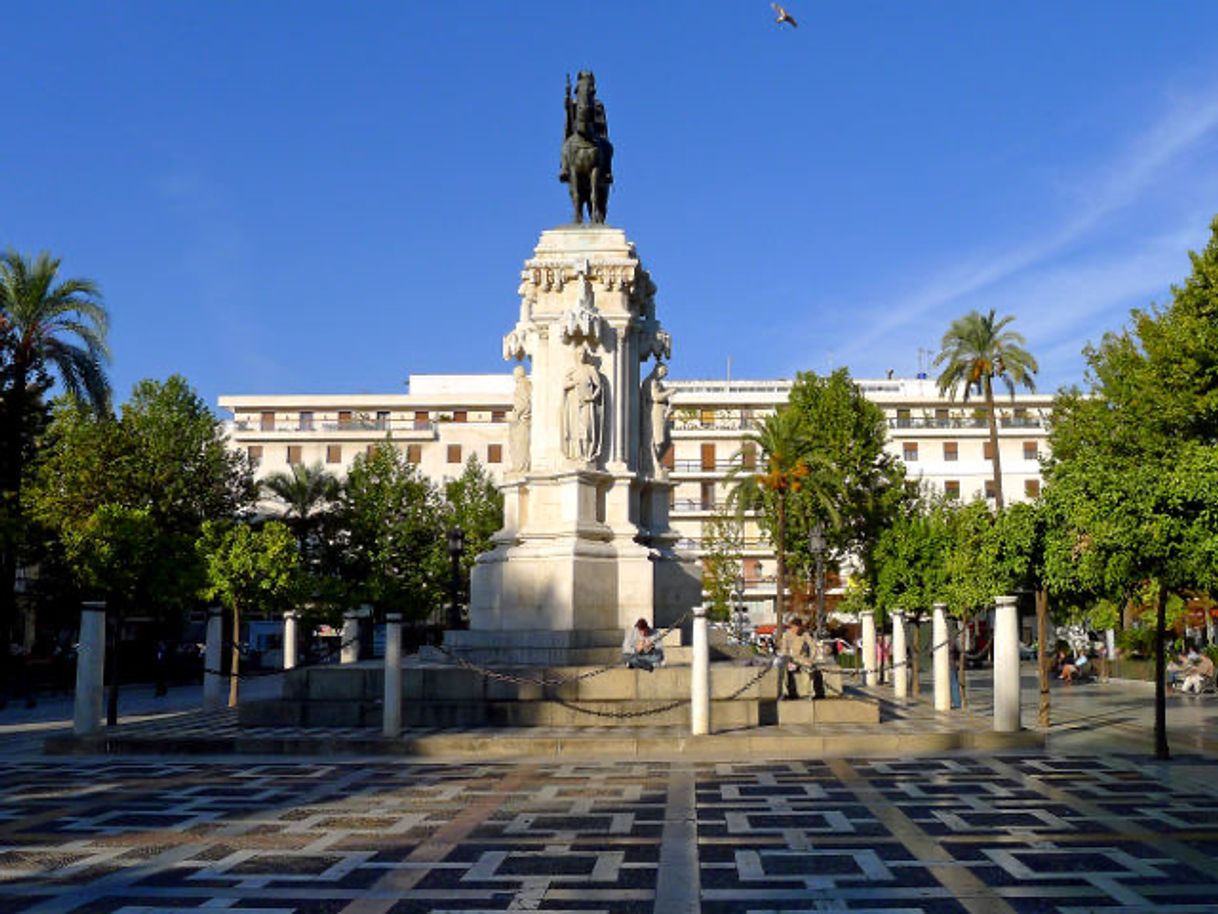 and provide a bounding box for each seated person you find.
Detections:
[622,618,664,672]
[1181,652,1215,693]
[1167,653,1190,688]
[1060,651,1089,682]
